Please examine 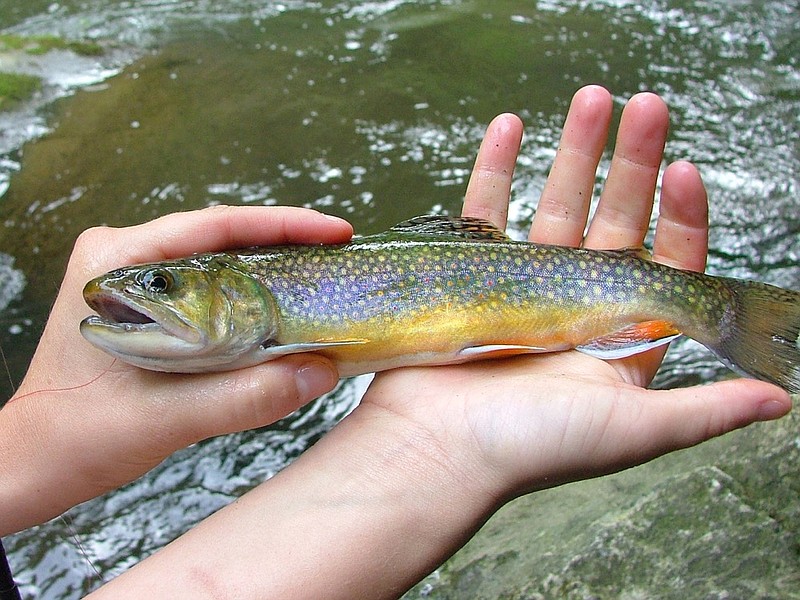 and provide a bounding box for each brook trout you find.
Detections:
[81,215,800,392]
